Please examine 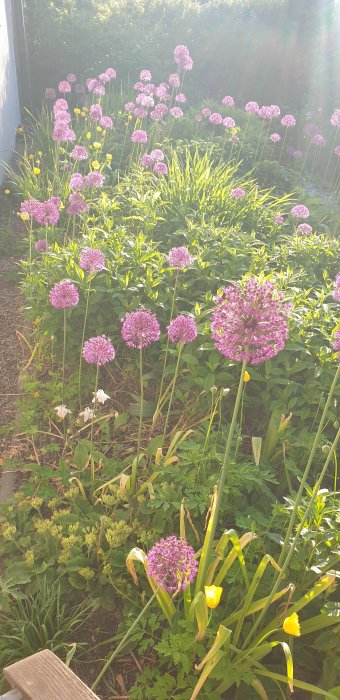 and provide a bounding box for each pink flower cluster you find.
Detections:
[211,278,290,365]
[270,133,281,142]
[223,117,235,129]
[333,329,340,359]
[333,273,340,302]
[330,110,340,127]
[83,335,115,365]
[245,101,259,114]
[79,248,106,272]
[167,315,197,345]
[52,98,75,143]
[209,112,223,125]
[21,197,61,226]
[147,535,198,592]
[222,95,234,107]
[121,309,161,349]
[291,204,310,219]
[281,114,296,128]
[49,280,79,308]
[258,105,280,119]
[141,149,167,174]
[71,145,88,161]
[131,130,148,144]
[168,247,192,269]
[67,193,89,216]
[297,223,313,234]
[231,187,246,199]
[173,44,193,71]
[69,171,104,190]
